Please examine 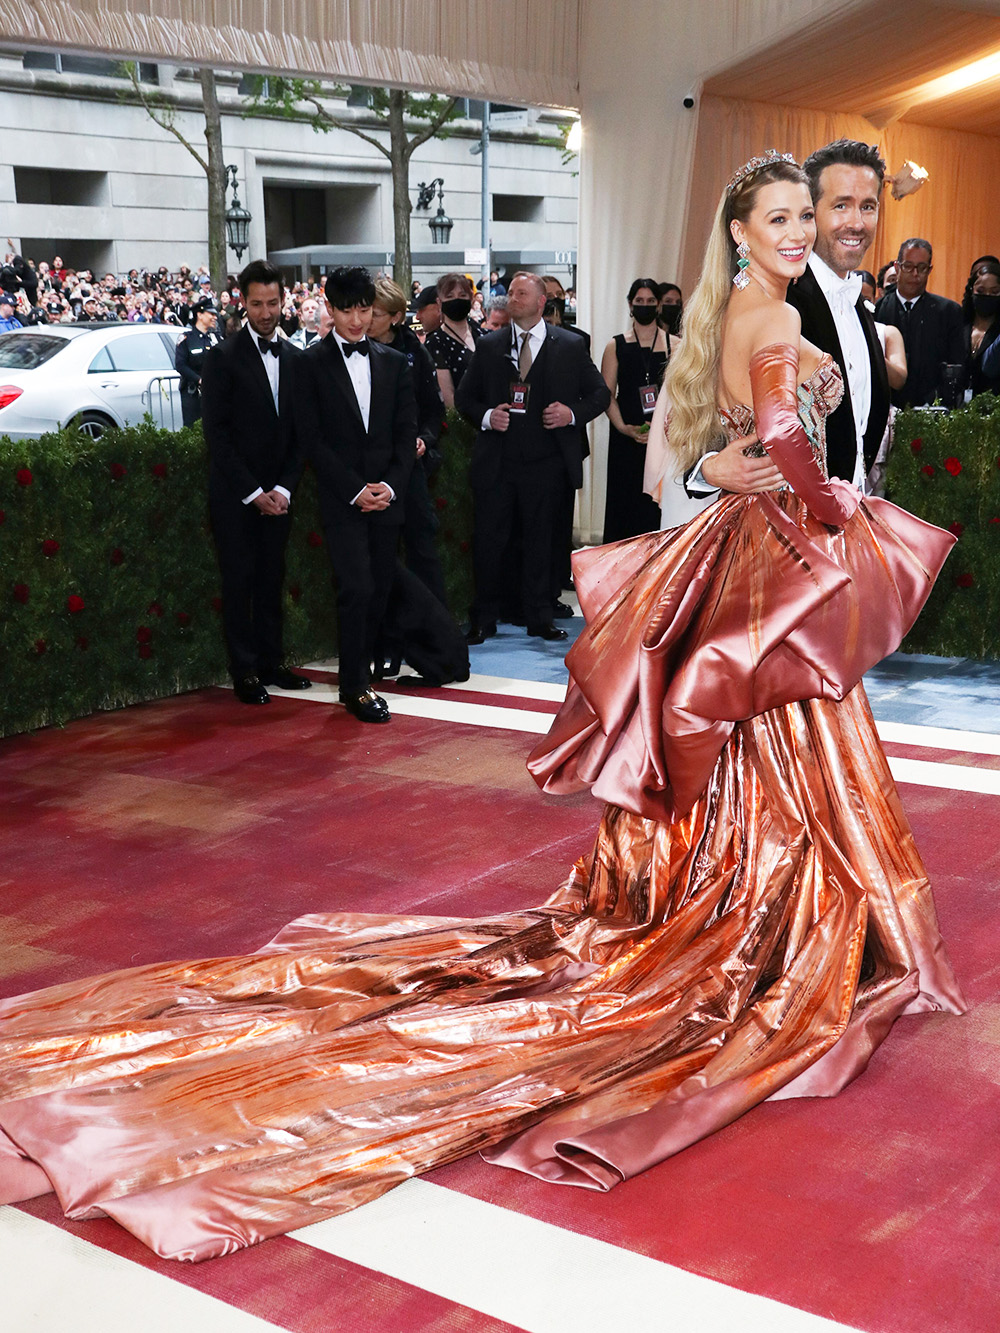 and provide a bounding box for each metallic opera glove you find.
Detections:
[749,342,860,525]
